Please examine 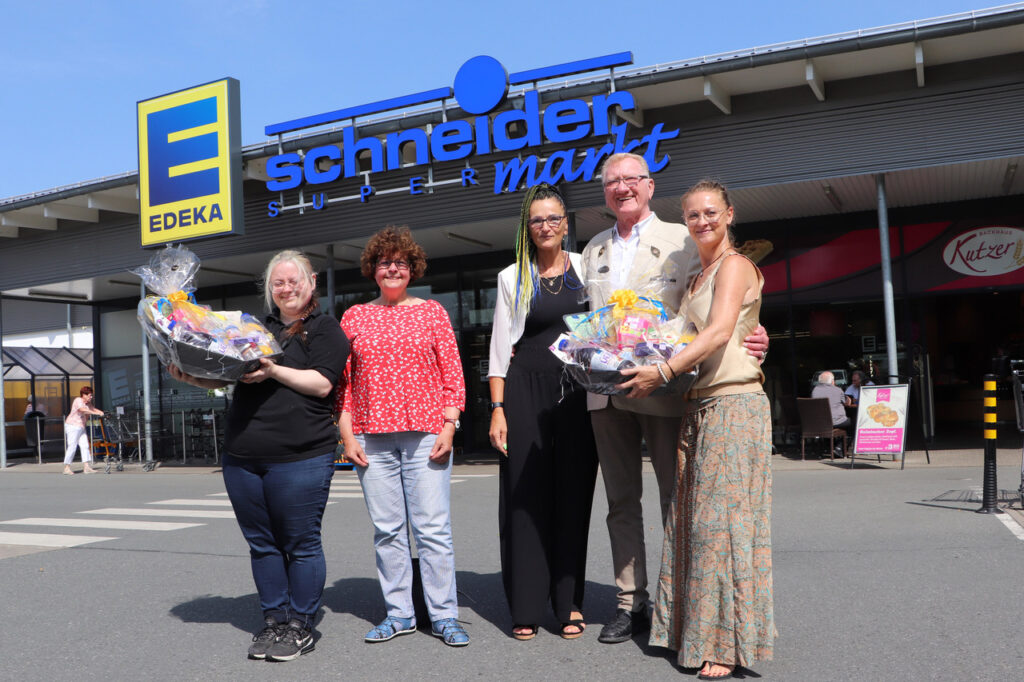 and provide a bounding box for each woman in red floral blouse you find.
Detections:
[337,226,469,647]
